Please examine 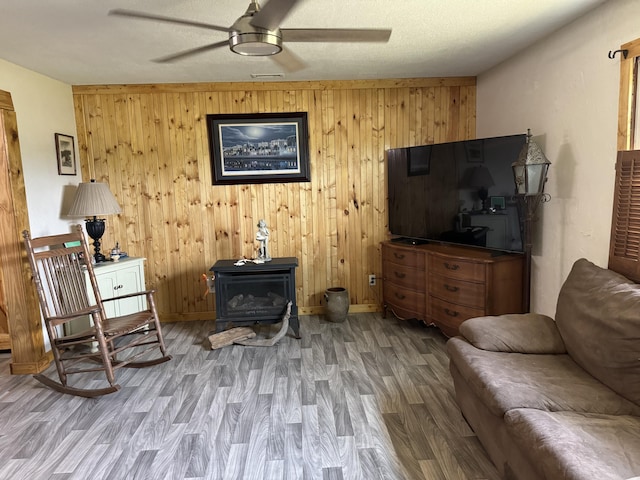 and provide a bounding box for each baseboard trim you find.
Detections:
[159,304,383,323]
[299,304,382,315]
[10,351,52,375]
